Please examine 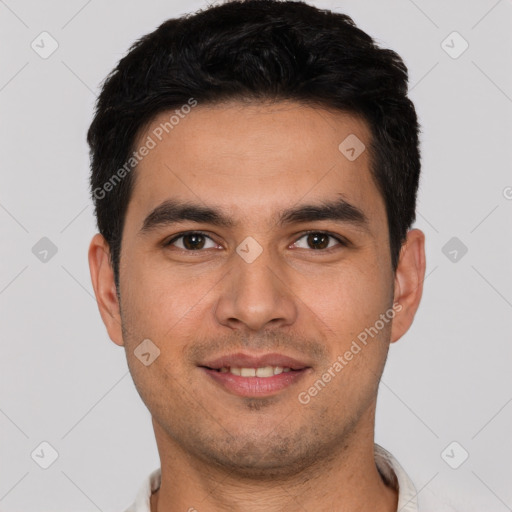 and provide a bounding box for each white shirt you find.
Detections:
[123,444,419,512]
